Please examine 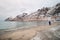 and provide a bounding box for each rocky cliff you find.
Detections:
[5,3,60,21]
